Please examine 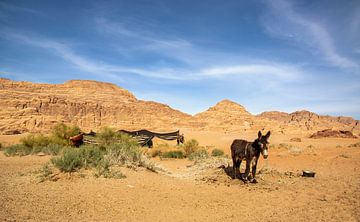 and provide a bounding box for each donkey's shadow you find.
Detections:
[219,165,247,182]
